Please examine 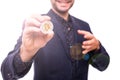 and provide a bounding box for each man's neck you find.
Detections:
[52,9,69,21]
